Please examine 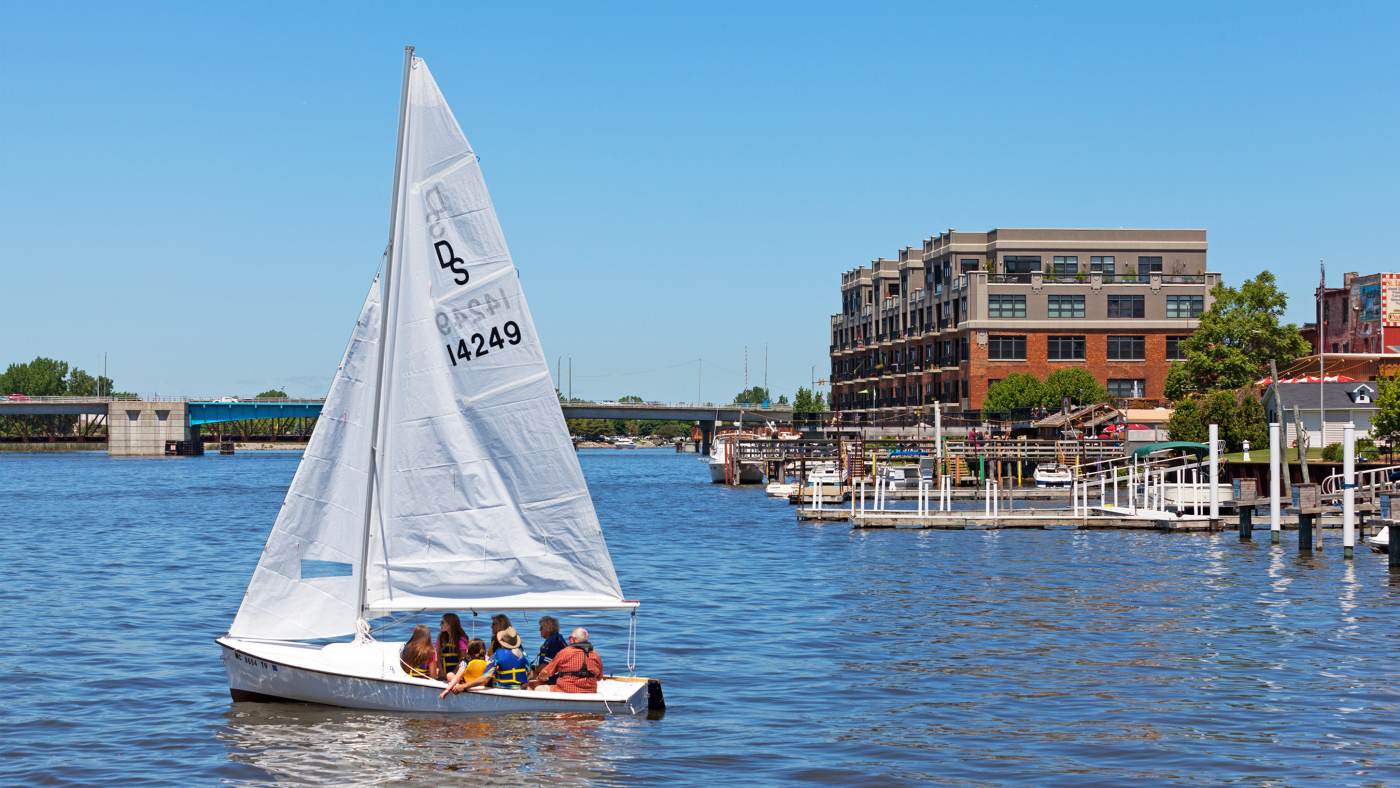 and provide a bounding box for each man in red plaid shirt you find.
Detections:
[527,627,603,693]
